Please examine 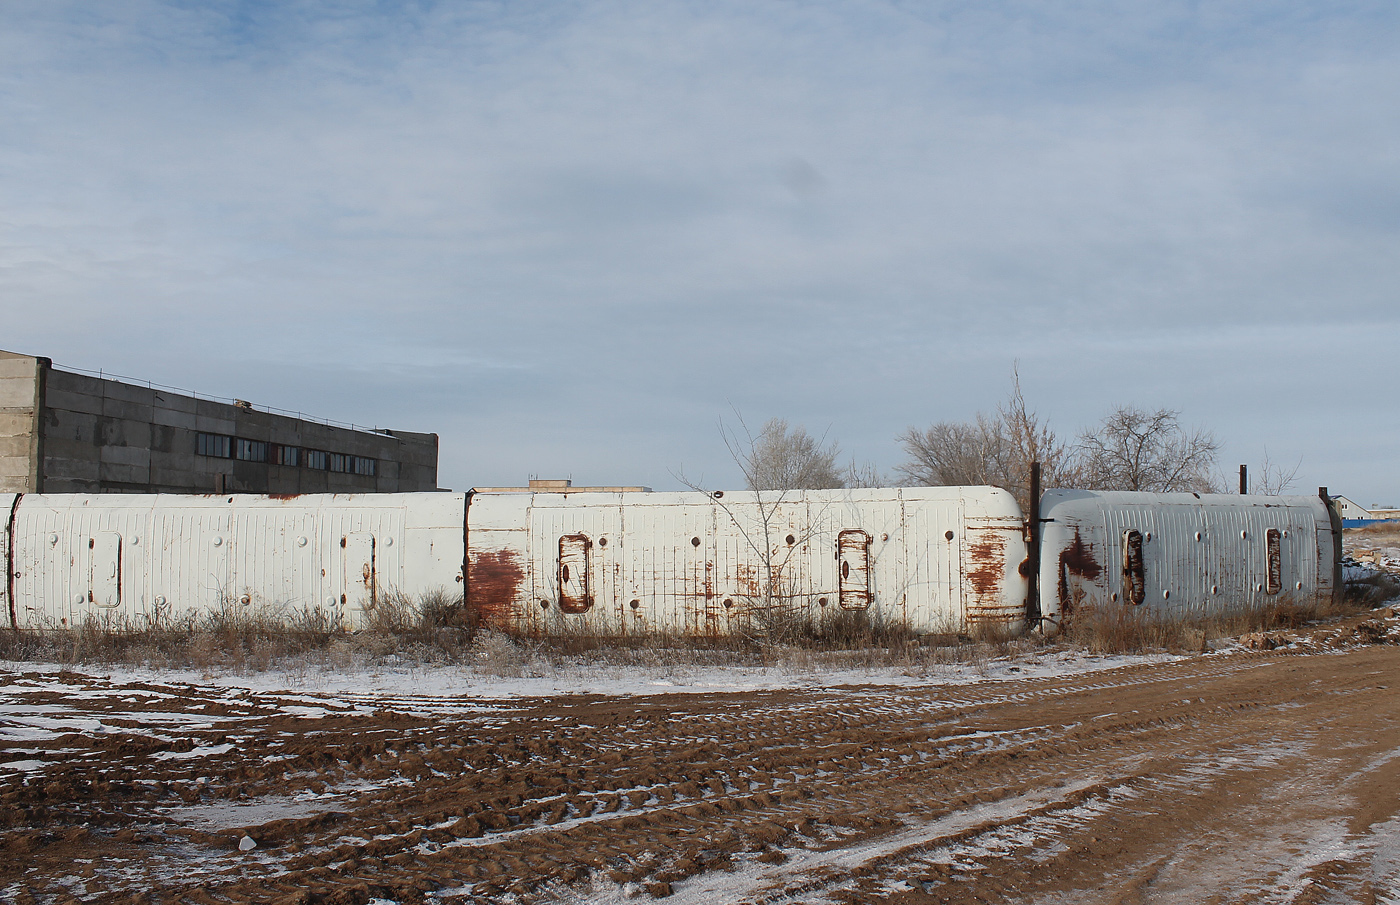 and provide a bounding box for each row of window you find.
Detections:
[196,433,377,476]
